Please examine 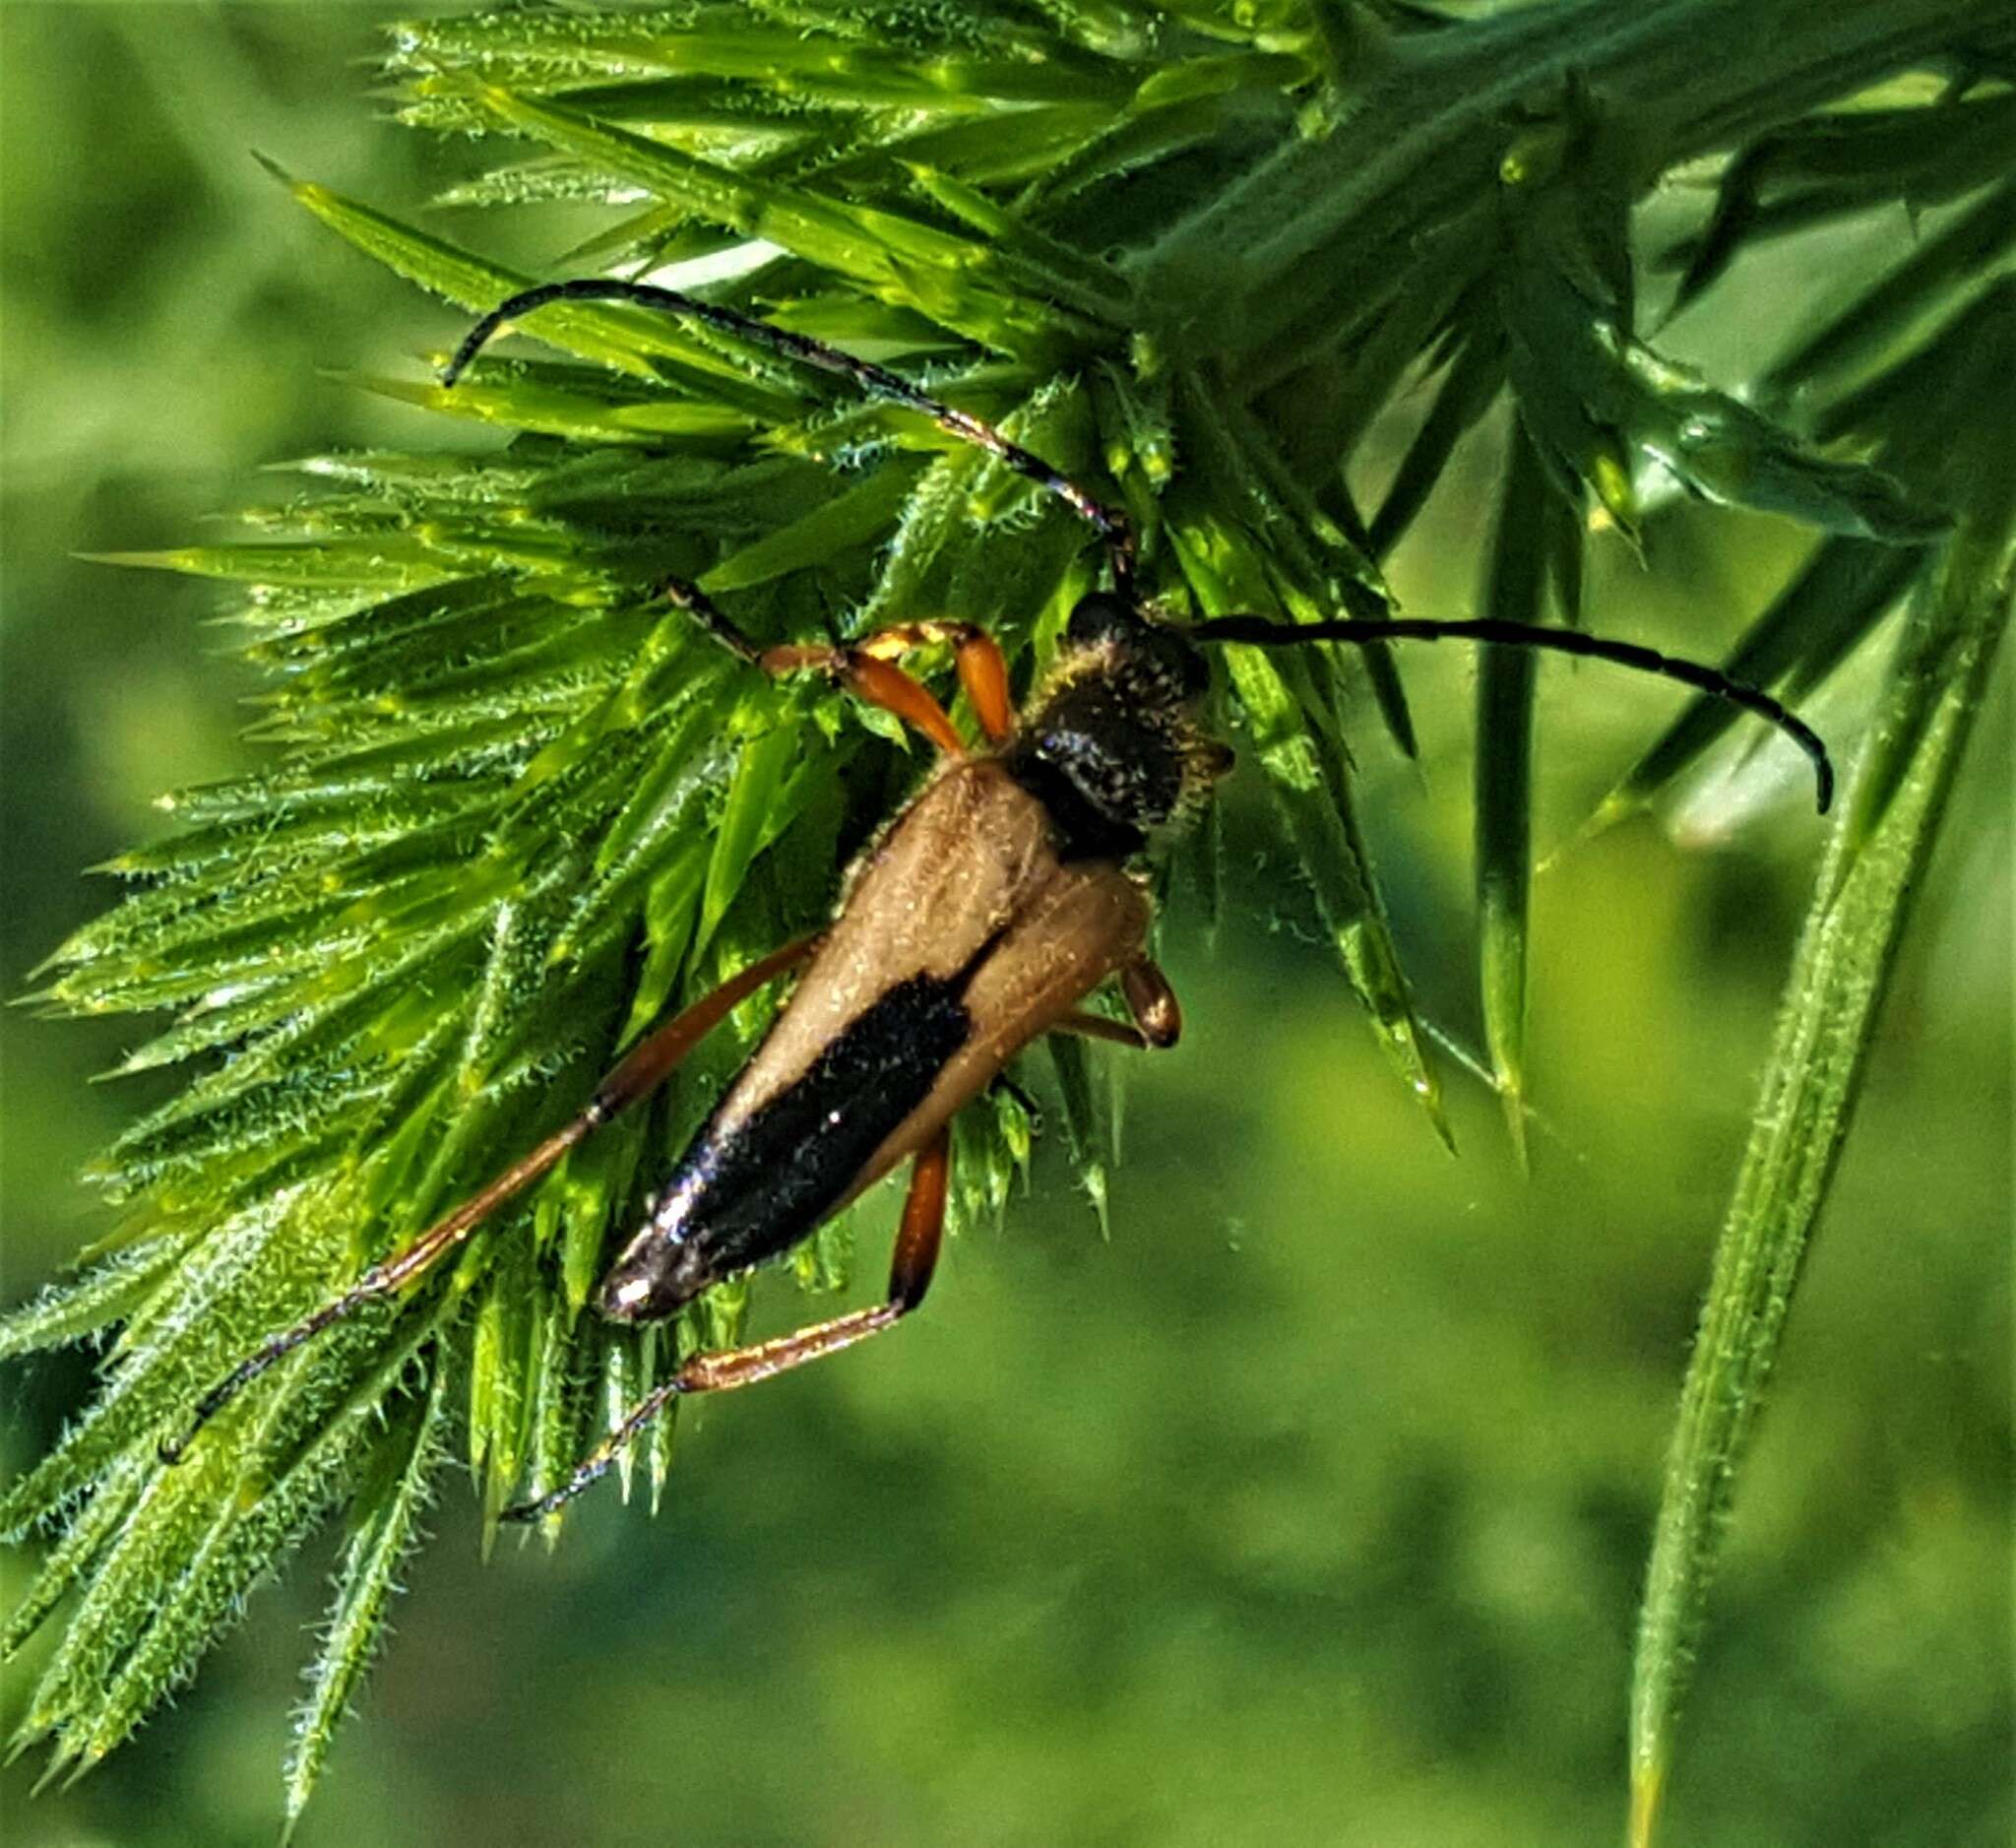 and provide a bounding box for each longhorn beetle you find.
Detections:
[162,279,1833,1521]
